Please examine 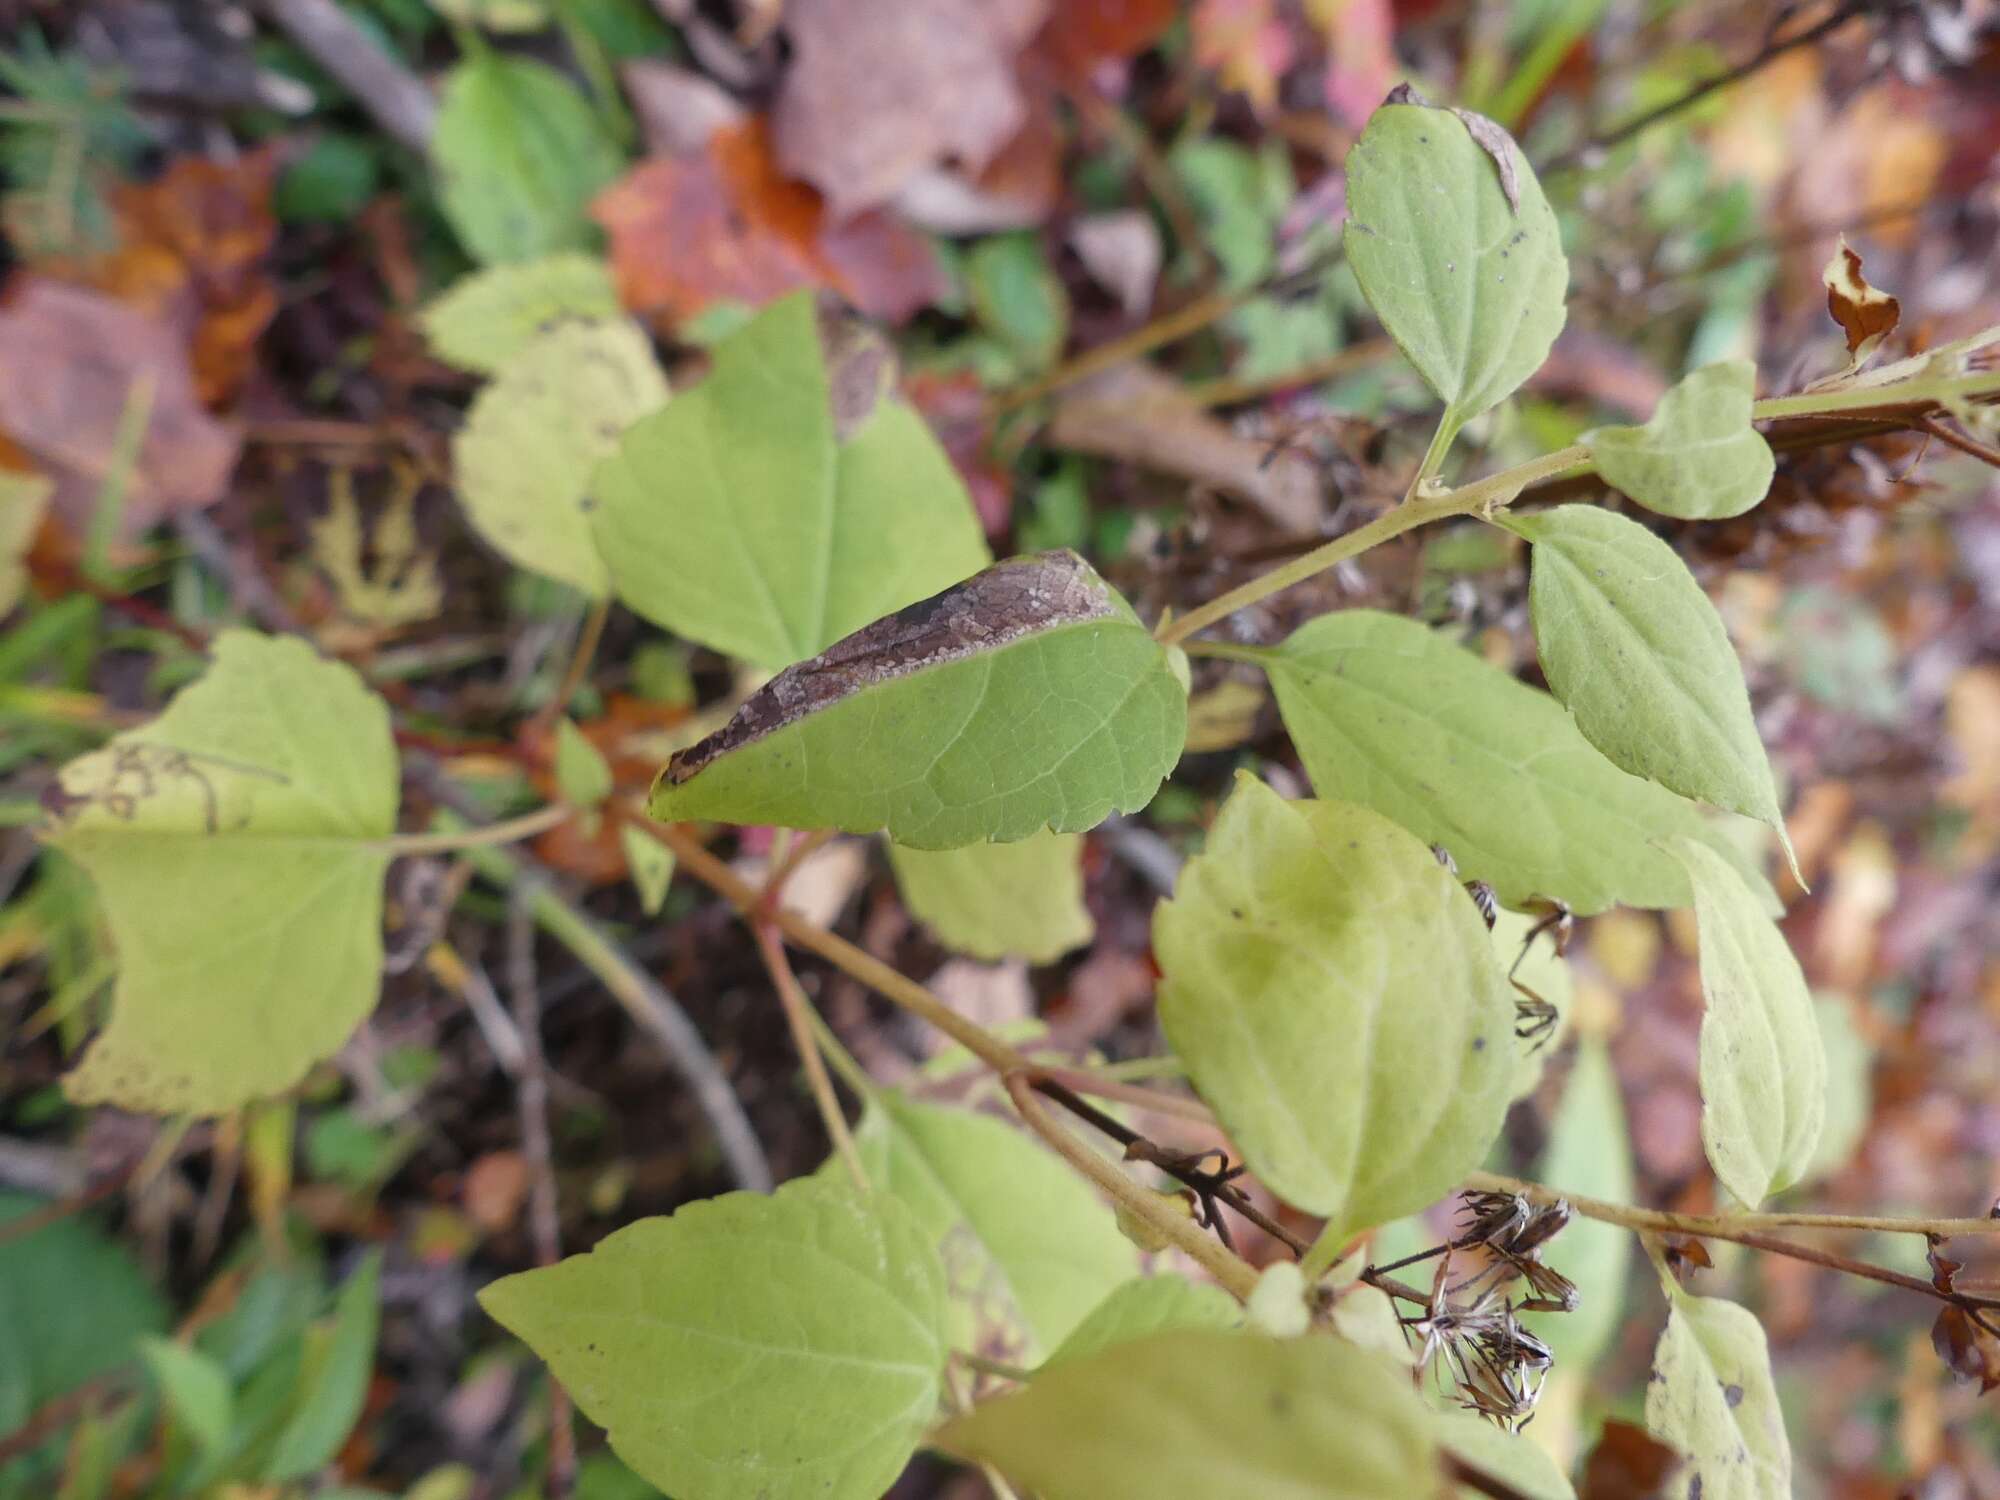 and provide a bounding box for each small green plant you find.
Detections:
[37,93,2000,1499]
